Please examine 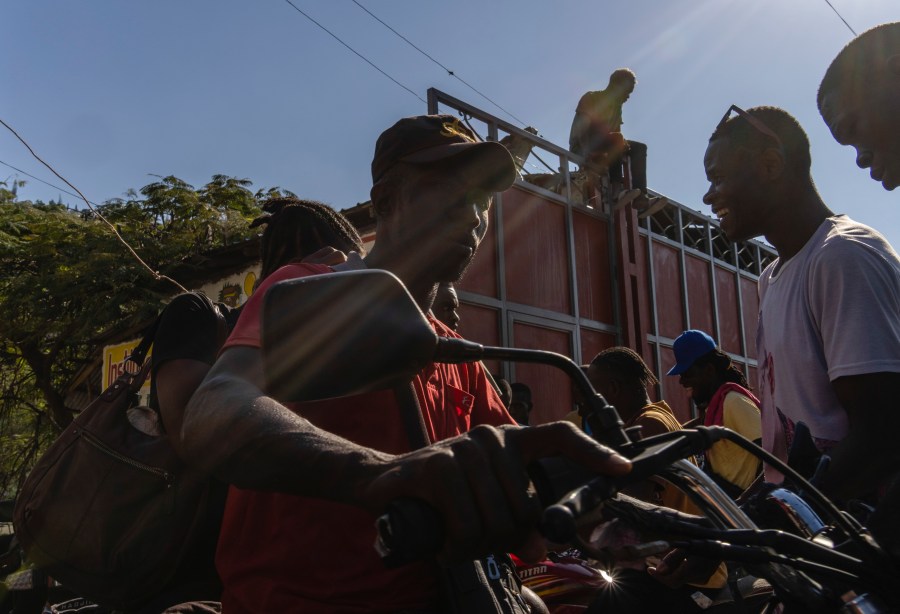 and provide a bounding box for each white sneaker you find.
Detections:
[636,196,669,218]
[614,188,641,209]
